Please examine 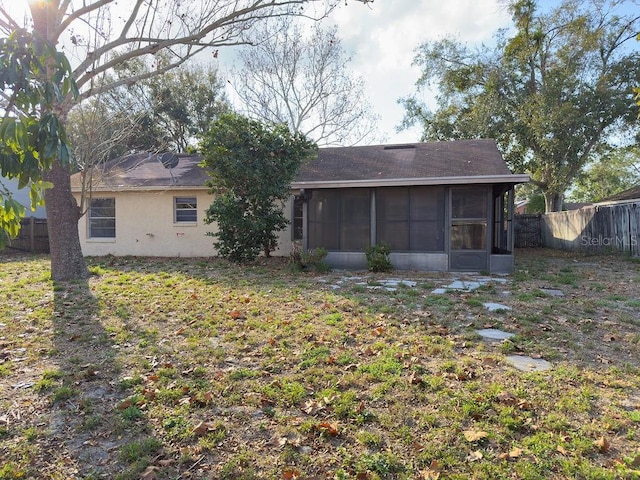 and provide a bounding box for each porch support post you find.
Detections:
[370,189,376,246]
